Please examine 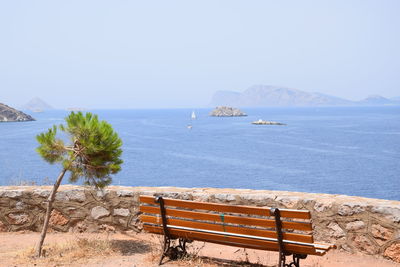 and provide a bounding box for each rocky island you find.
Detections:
[0,103,35,122]
[252,119,286,125]
[21,97,53,112]
[210,106,247,117]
